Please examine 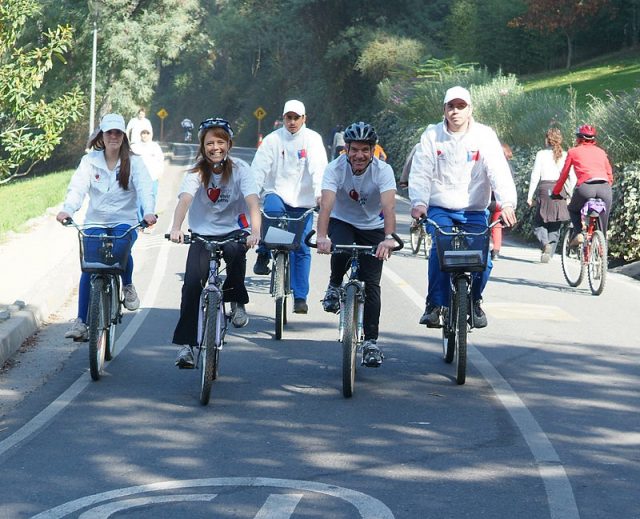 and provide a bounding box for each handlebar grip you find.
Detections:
[390,232,404,252]
[61,217,73,226]
[304,230,317,249]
